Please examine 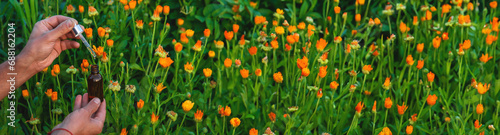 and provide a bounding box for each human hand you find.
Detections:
[51,93,106,135]
[19,15,83,73]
